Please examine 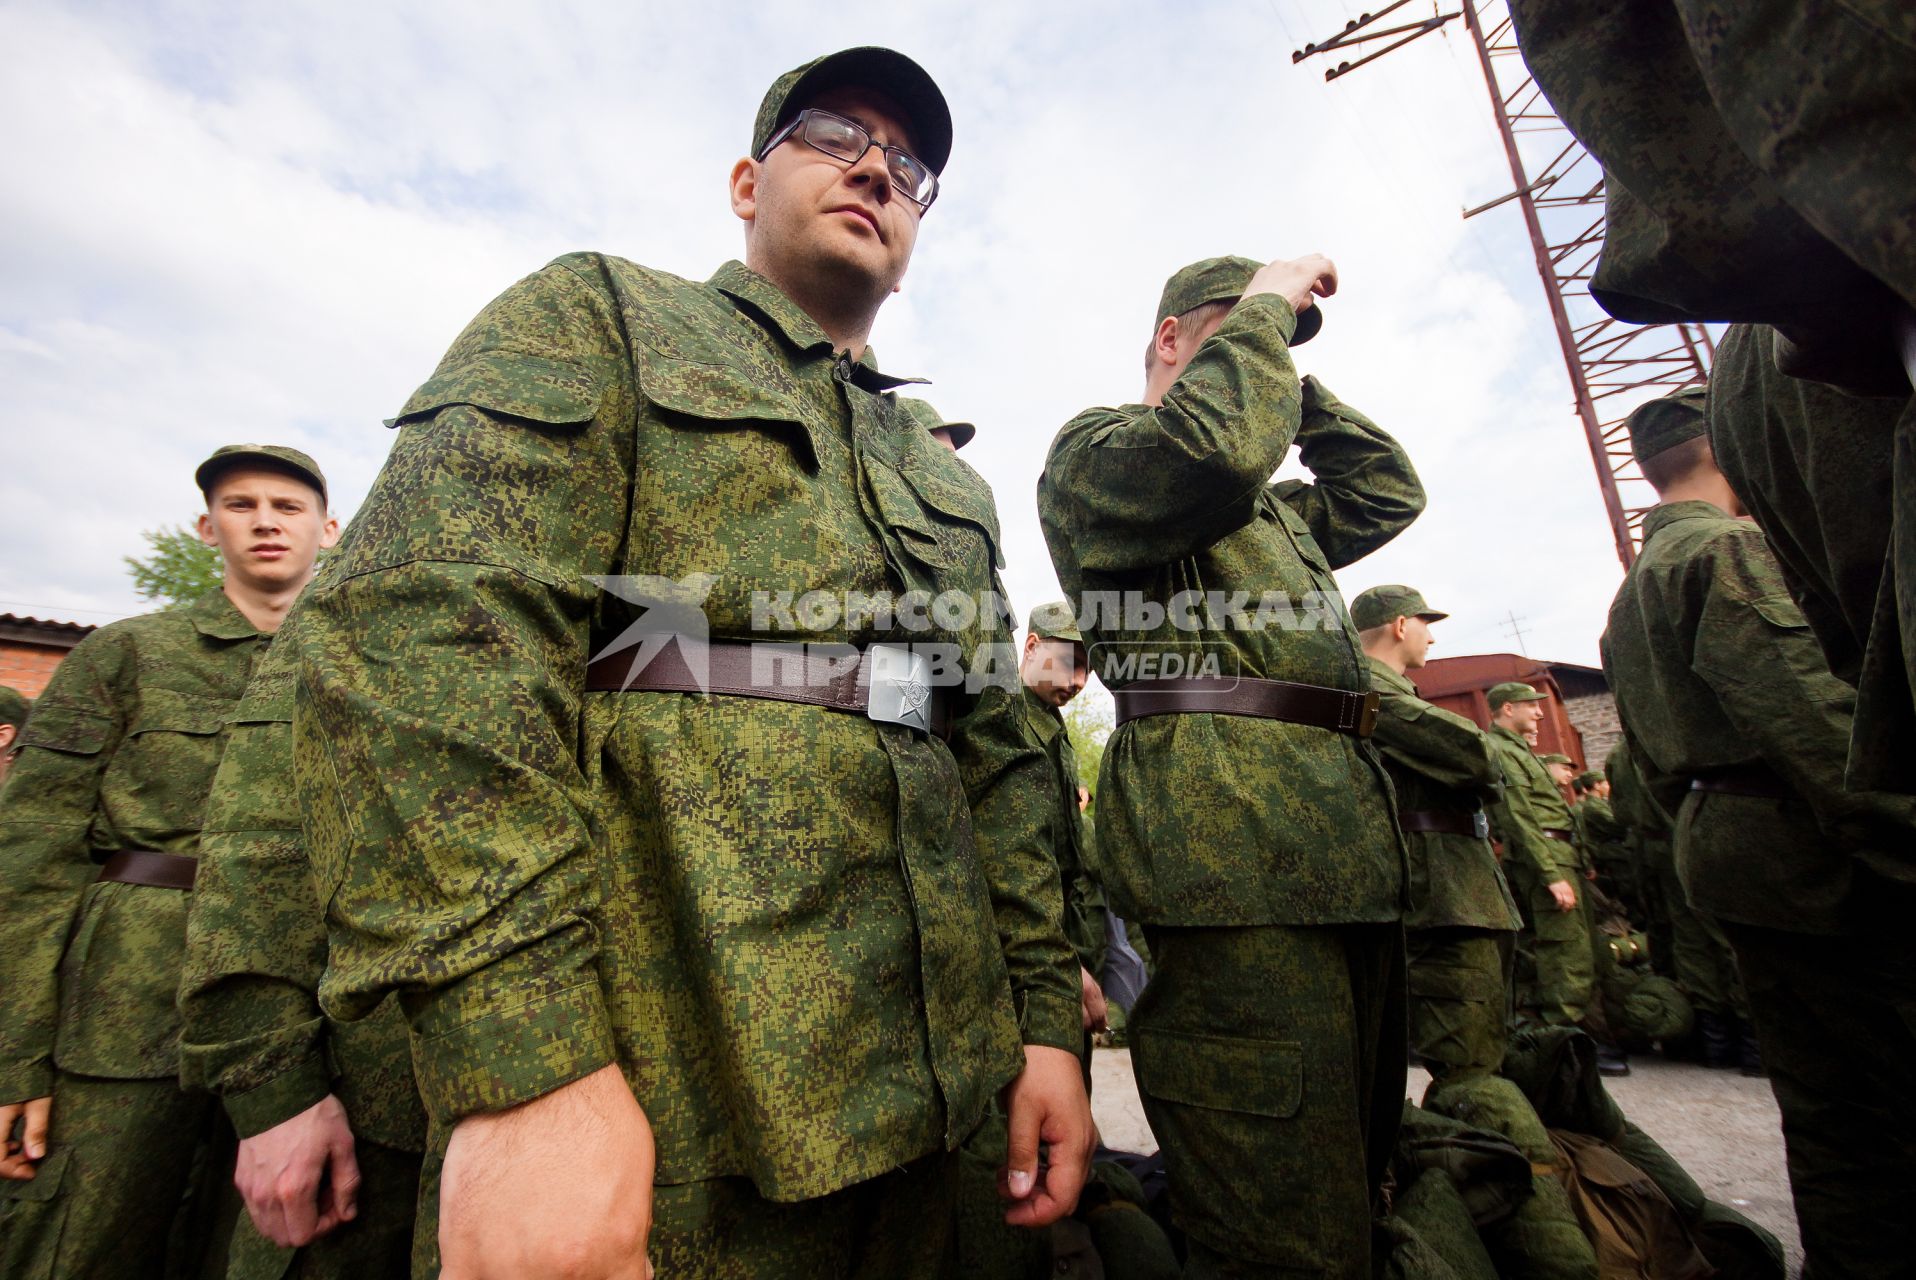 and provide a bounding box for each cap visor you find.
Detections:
[781,47,952,174]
